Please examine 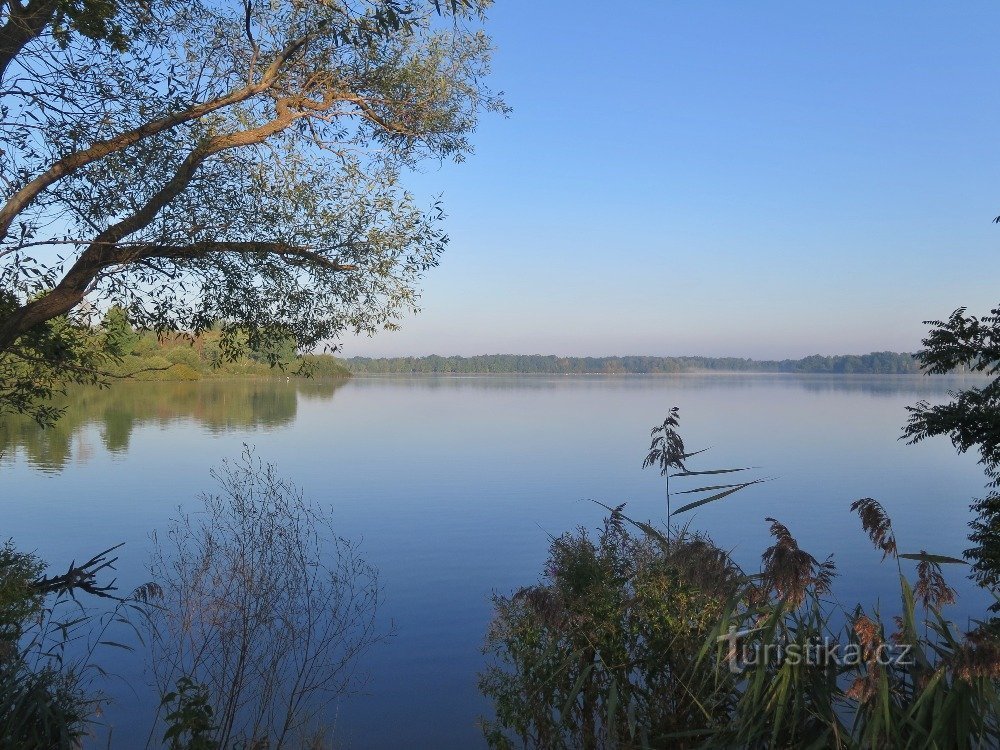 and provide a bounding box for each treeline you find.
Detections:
[95,307,351,381]
[345,351,922,375]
